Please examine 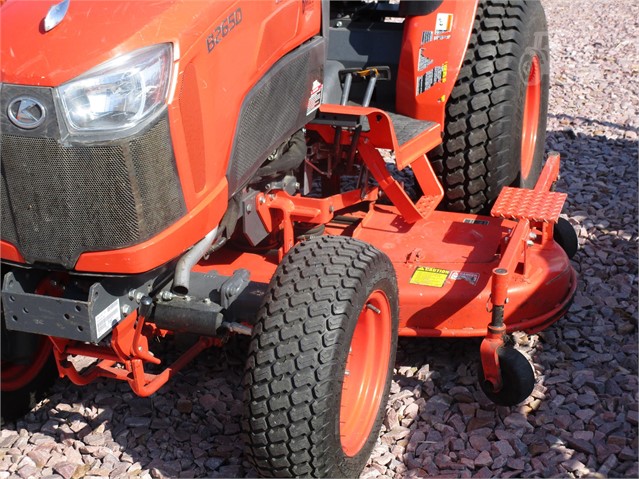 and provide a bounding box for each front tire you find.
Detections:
[430,0,550,213]
[1,330,56,423]
[243,236,399,477]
